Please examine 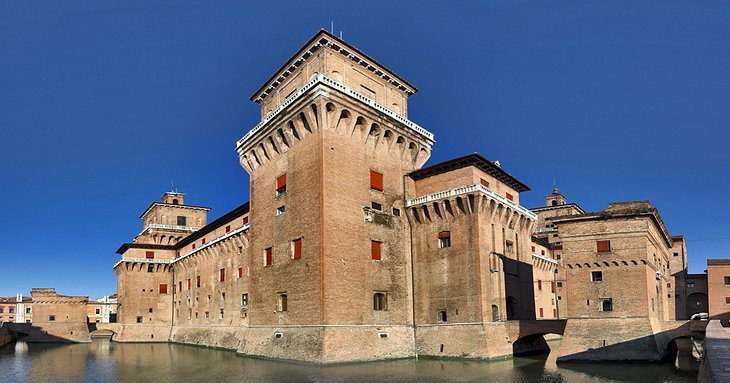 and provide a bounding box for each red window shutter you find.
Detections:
[238,267,243,278]
[553,309,557,318]
[201,238,206,245]
[597,240,611,252]
[370,171,383,191]
[438,231,451,239]
[159,284,167,294]
[220,269,225,282]
[226,225,231,233]
[145,251,154,259]
[506,193,514,201]
[293,239,302,259]
[243,216,249,225]
[173,284,176,294]
[178,281,182,292]
[538,280,542,290]
[531,246,535,252]
[187,279,191,290]
[265,248,273,266]
[277,174,287,191]
[541,250,545,255]
[480,178,490,187]
[371,241,382,260]
[667,282,671,288]
[539,308,544,318]
[551,281,555,293]
[196,276,200,287]
[192,243,196,249]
